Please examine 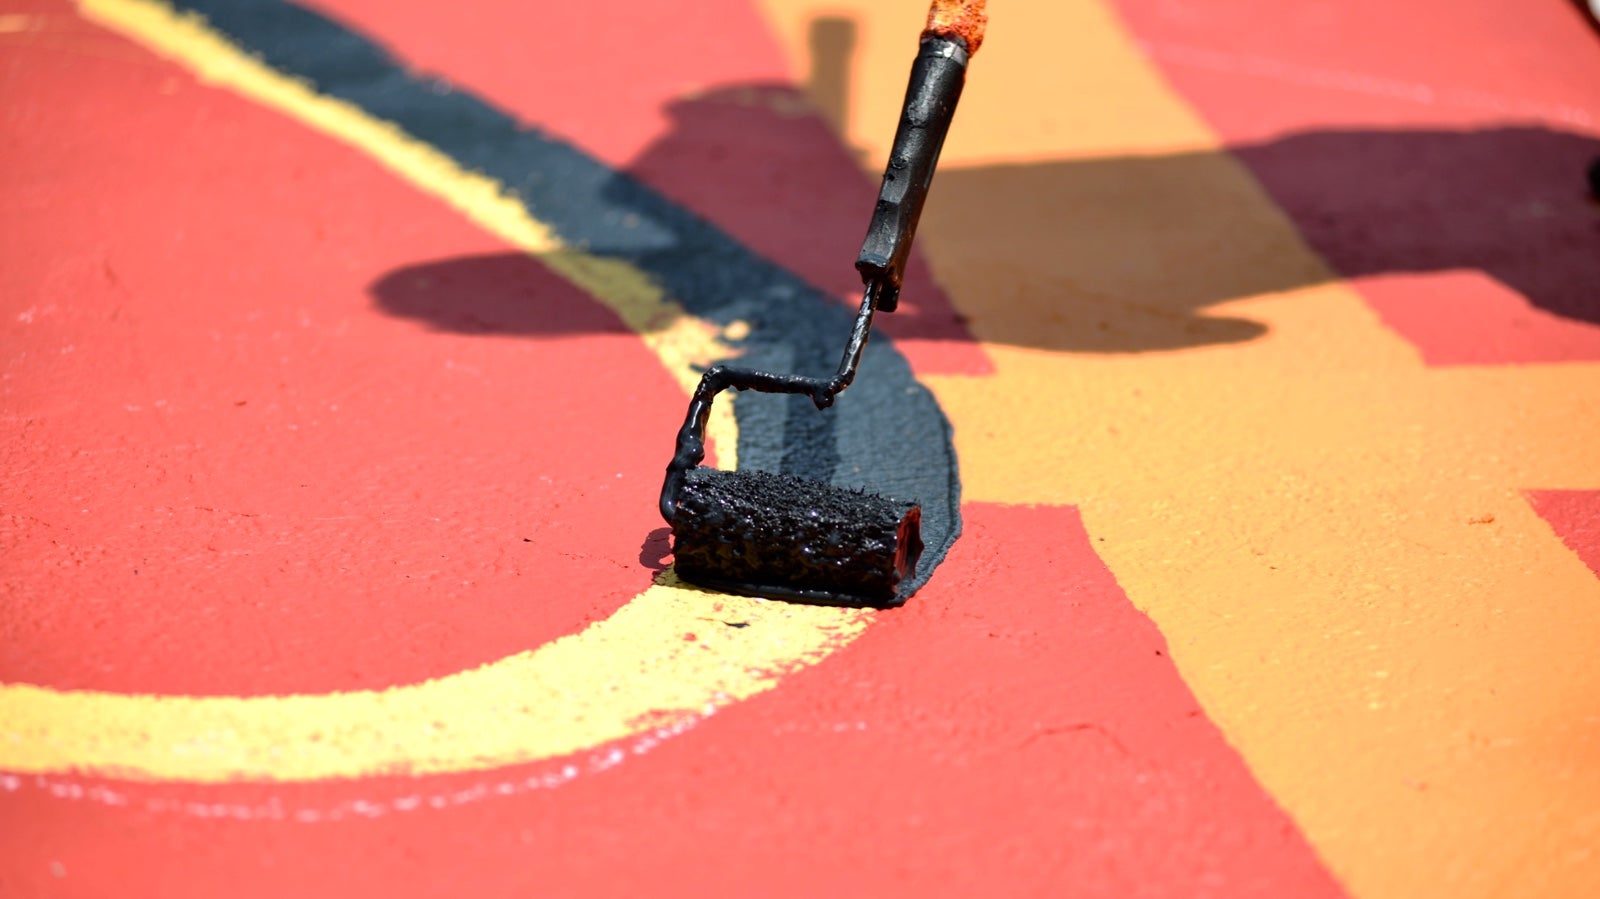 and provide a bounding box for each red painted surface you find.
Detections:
[2,6,676,694]
[308,0,991,374]
[4,4,1339,894]
[1527,490,1600,576]
[0,504,1343,898]
[1113,0,1600,135]
[16,0,1596,893]
[1112,0,1600,365]
[1343,271,1600,367]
